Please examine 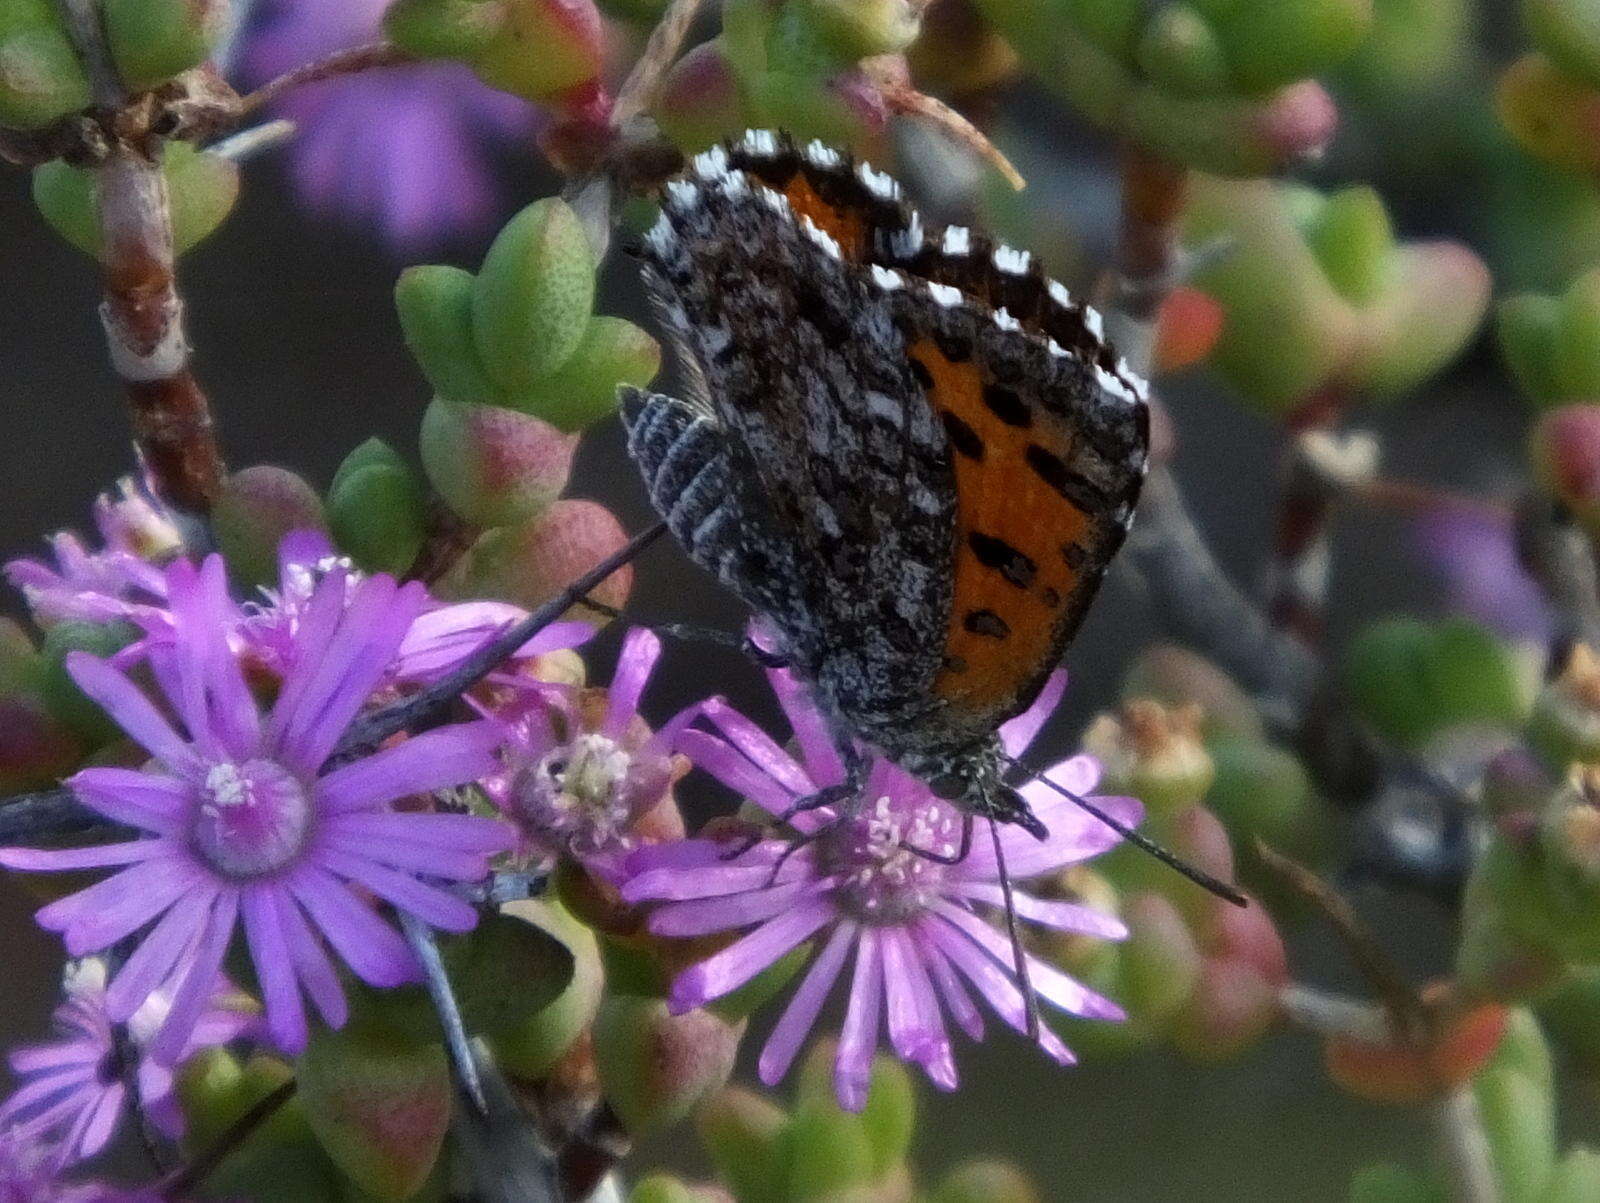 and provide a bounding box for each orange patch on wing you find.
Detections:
[911,339,1093,722]
[781,175,867,261]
